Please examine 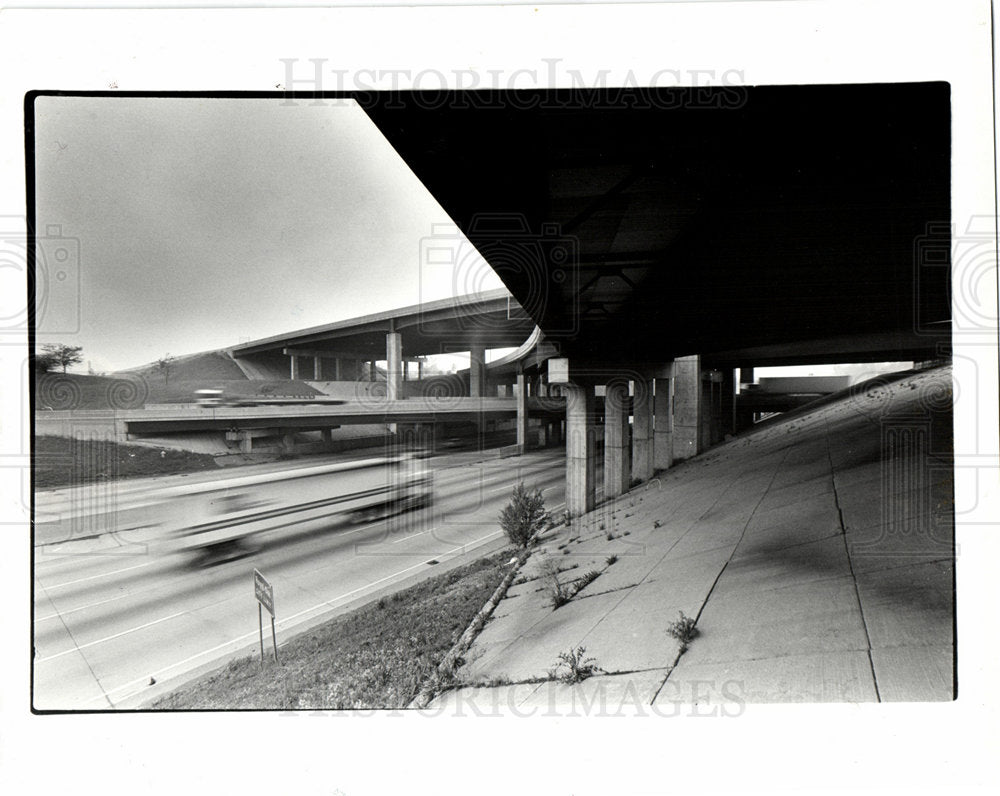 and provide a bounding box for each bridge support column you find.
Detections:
[386,332,403,401]
[515,370,529,454]
[289,355,301,380]
[632,377,654,483]
[565,383,596,517]
[654,369,674,470]
[239,430,253,454]
[673,355,702,462]
[469,345,486,397]
[719,367,736,440]
[321,428,334,450]
[604,380,631,499]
